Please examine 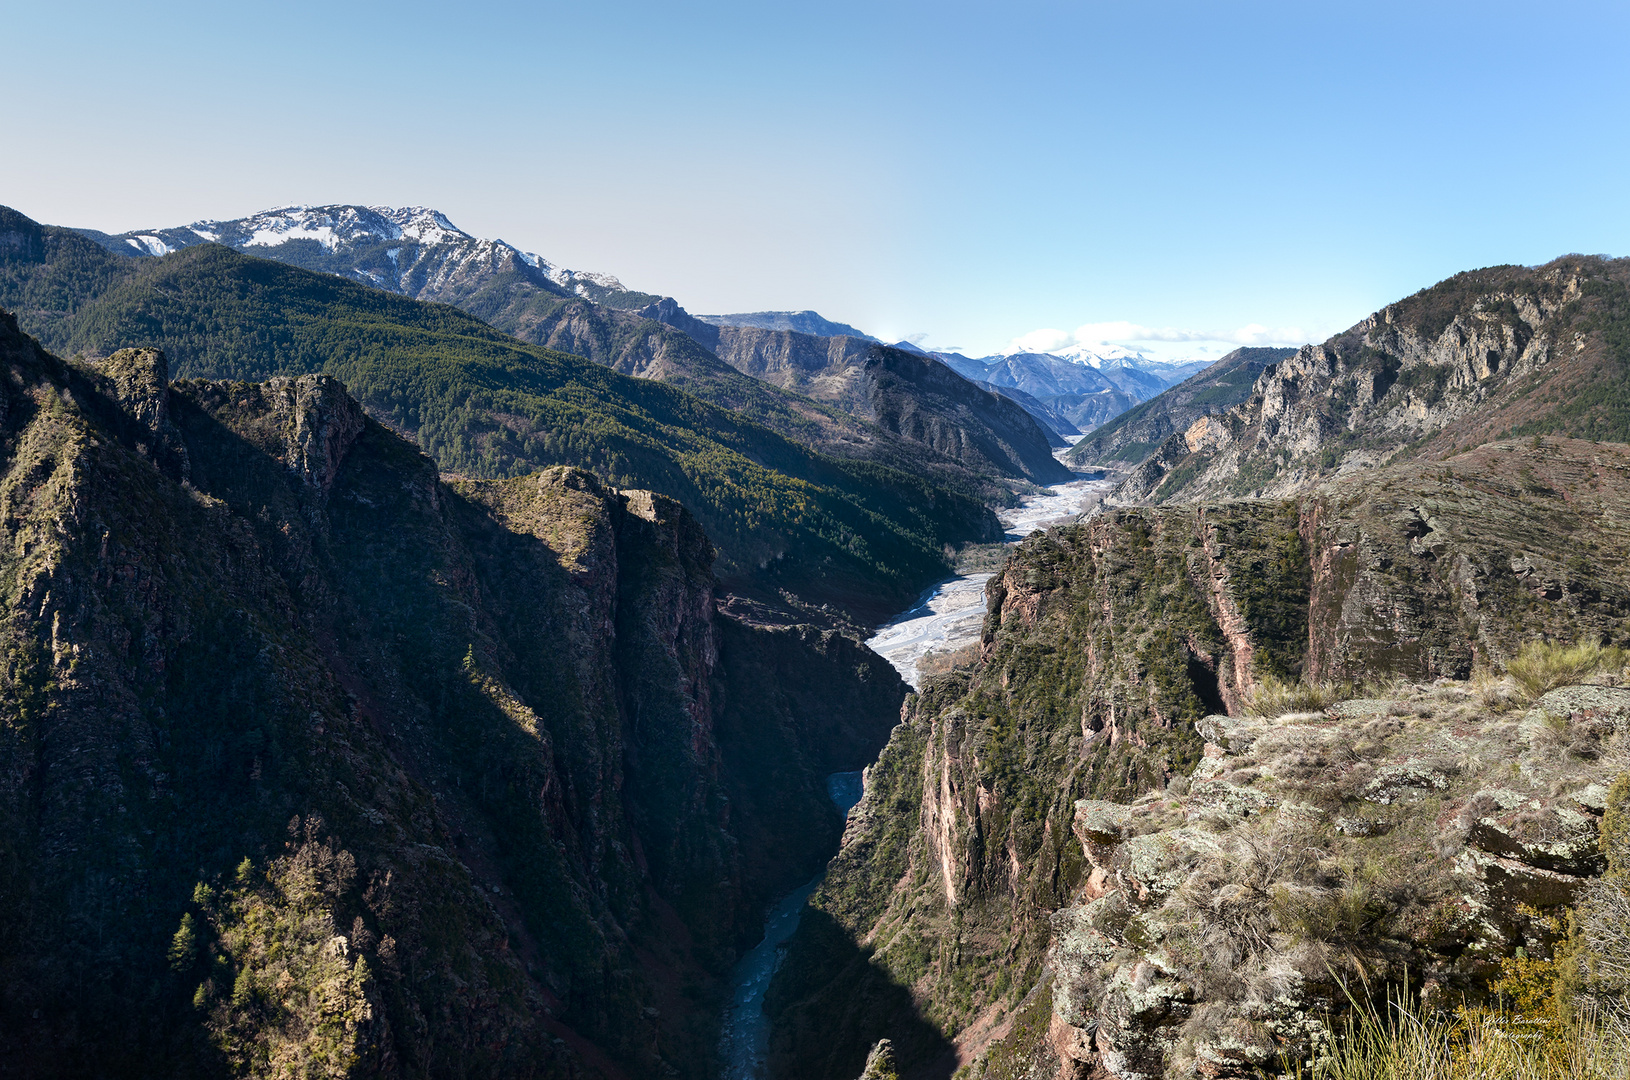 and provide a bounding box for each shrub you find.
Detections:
[1505,640,1625,702]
